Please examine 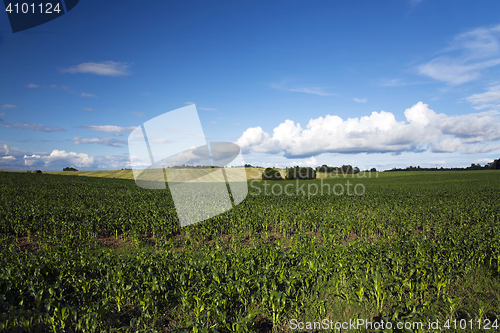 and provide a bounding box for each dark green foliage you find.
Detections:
[316,164,361,175]
[316,164,337,173]
[262,167,283,180]
[388,159,500,171]
[35,170,42,174]
[63,167,78,171]
[491,158,500,170]
[285,166,316,180]
[340,164,360,174]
